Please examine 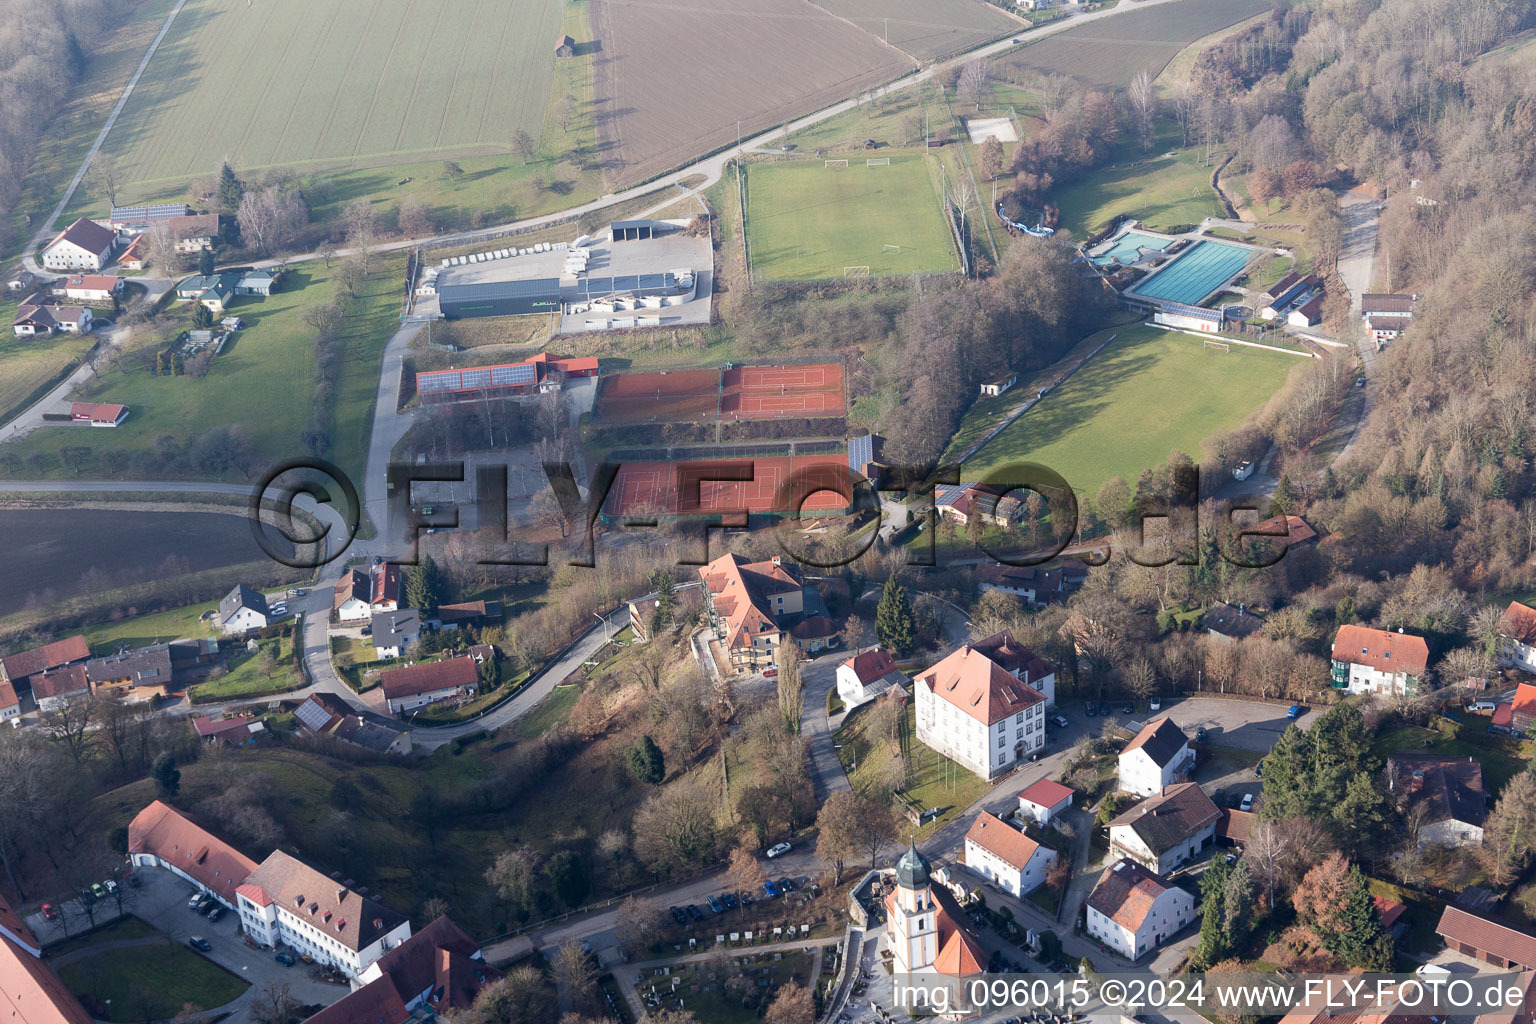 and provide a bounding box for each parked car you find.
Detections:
[274,952,296,966]
[206,906,223,922]
[1240,793,1256,812]
[1051,714,1069,728]
[685,904,704,921]
[90,883,106,901]
[707,895,724,914]
[40,903,58,921]
[740,891,755,907]
[763,668,778,679]
[777,877,794,893]
[722,892,738,910]
[187,892,207,910]
[1287,705,1306,719]
[670,906,687,925]
[1122,701,1135,714]
[1085,702,1097,717]
[766,842,792,858]
[763,880,781,898]
[1099,701,1112,715]
[1469,701,1498,713]
[188,936,212,952]
[1150,698,1162,711]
